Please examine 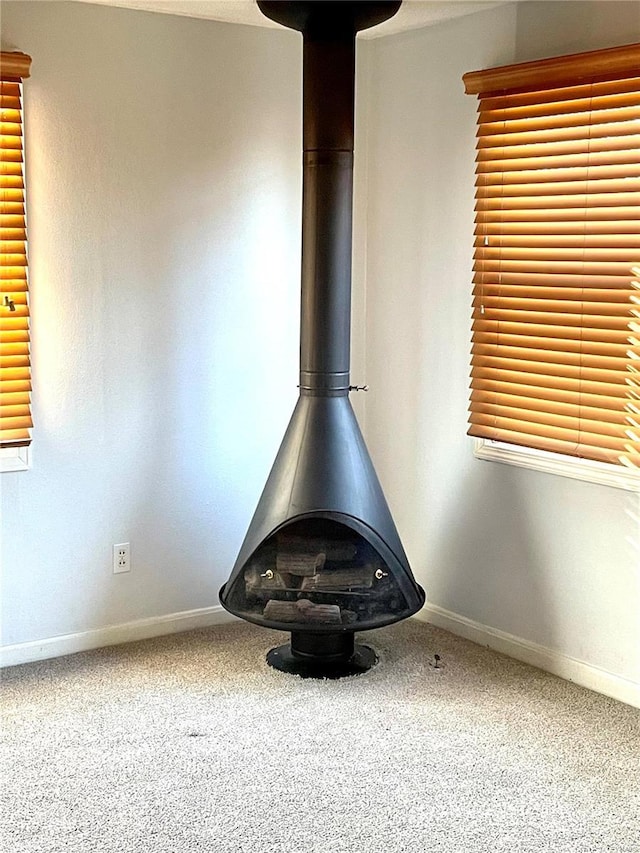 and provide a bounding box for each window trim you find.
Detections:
[0,443,30,473]
[473,437,640,492]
